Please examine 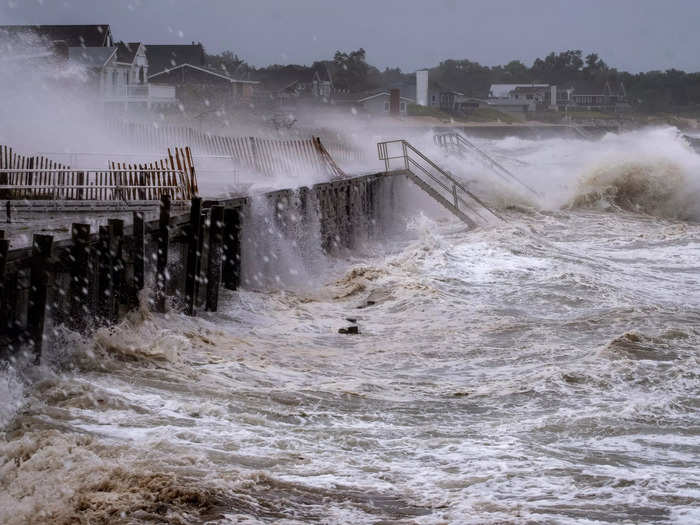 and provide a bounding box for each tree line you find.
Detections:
[204,47,700,113]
